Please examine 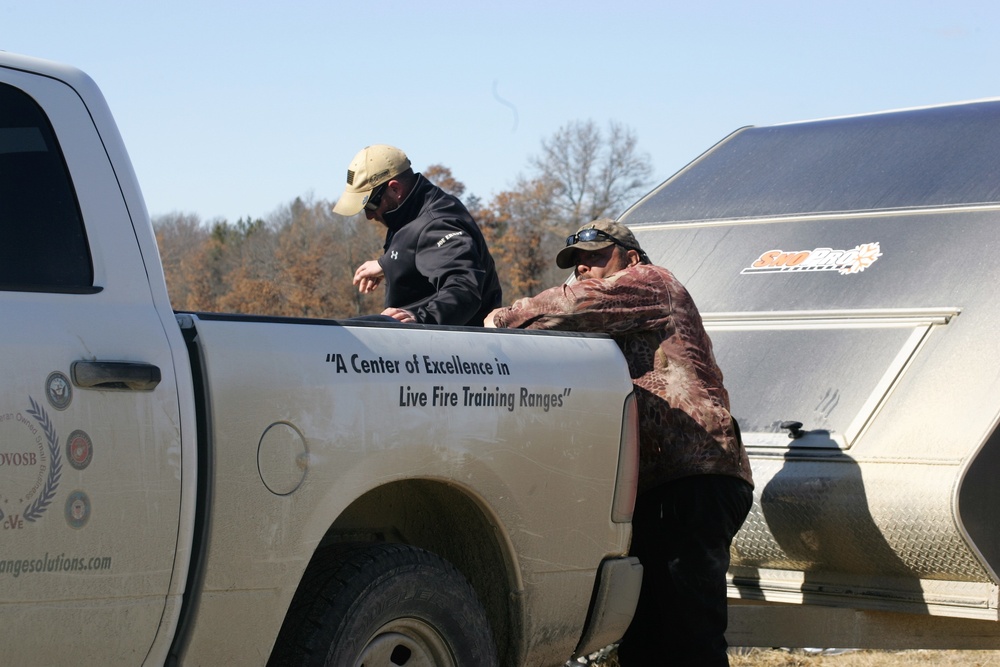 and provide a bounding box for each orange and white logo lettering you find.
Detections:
[741,243,882,276]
